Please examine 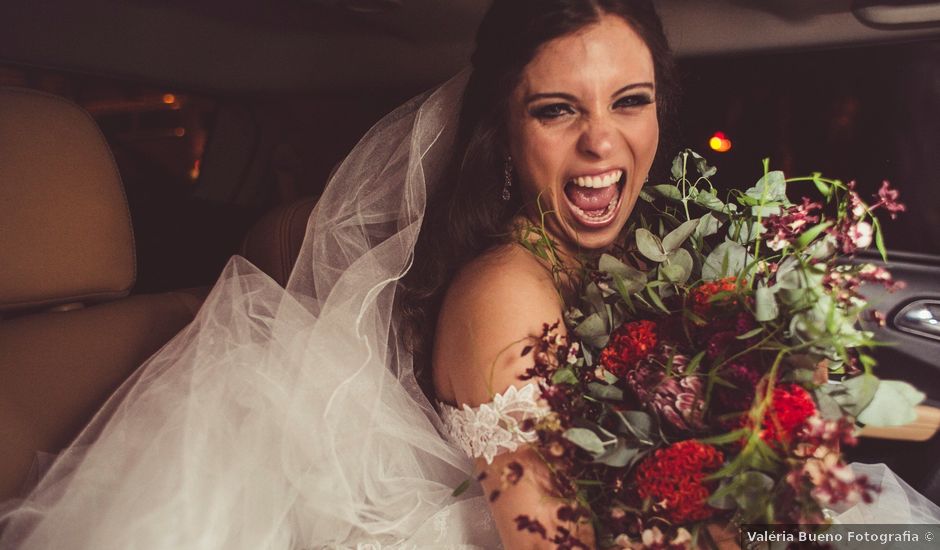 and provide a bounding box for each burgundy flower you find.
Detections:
[714,361,761,413]
[763,197,823,251]
[624,349,706,431]
[858,263,906,292]
[875,180,906,219]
